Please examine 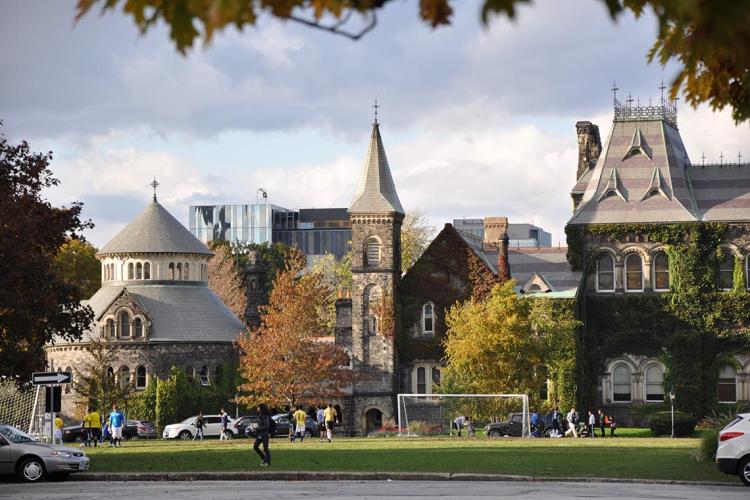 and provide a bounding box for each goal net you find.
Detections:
[397,393,530,438]
[0,378,41,435]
